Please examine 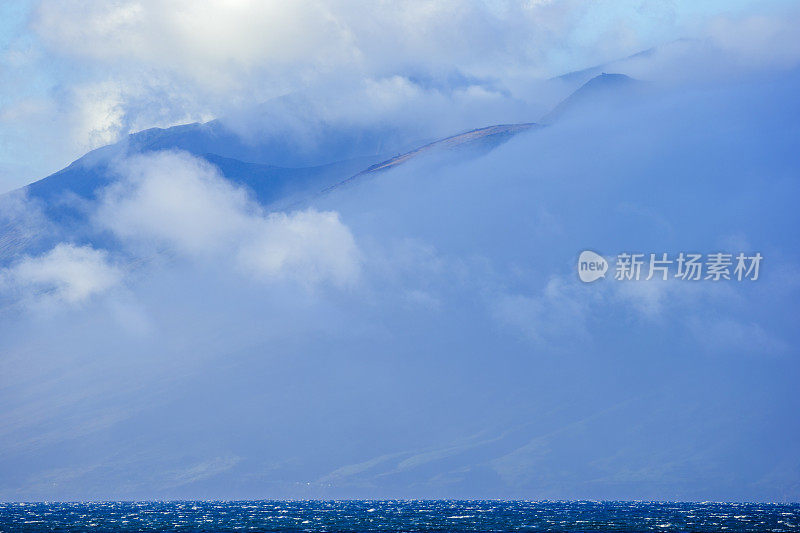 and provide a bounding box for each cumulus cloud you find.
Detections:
[97,151,256,256]
[237,210,360,286]
[2,0,799,192]
[96,150,360,287]
[67,80,194,152]
[1,243,121,304]
[31,0,571,86]
[0,34,798,501]
[0,0,799,502]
